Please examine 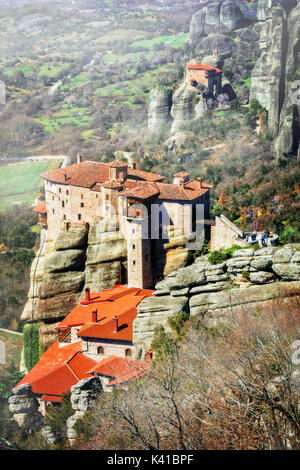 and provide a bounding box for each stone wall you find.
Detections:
[133,244,300,358]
